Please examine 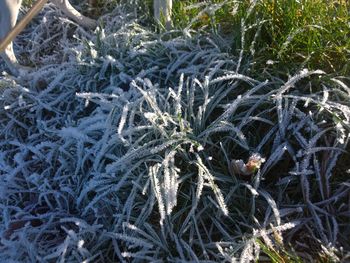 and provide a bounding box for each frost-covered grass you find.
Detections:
[1,1,350,262]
